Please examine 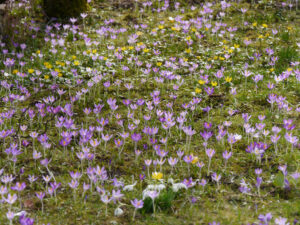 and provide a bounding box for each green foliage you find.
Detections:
[275,46,298,73]
[43,0,88,19]
[273,173,284,188]
[281,32,291,43]
[141,189,176,214]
